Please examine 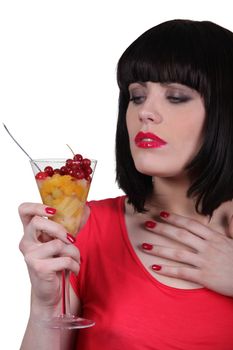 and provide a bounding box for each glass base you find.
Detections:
[43,314,95,329]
